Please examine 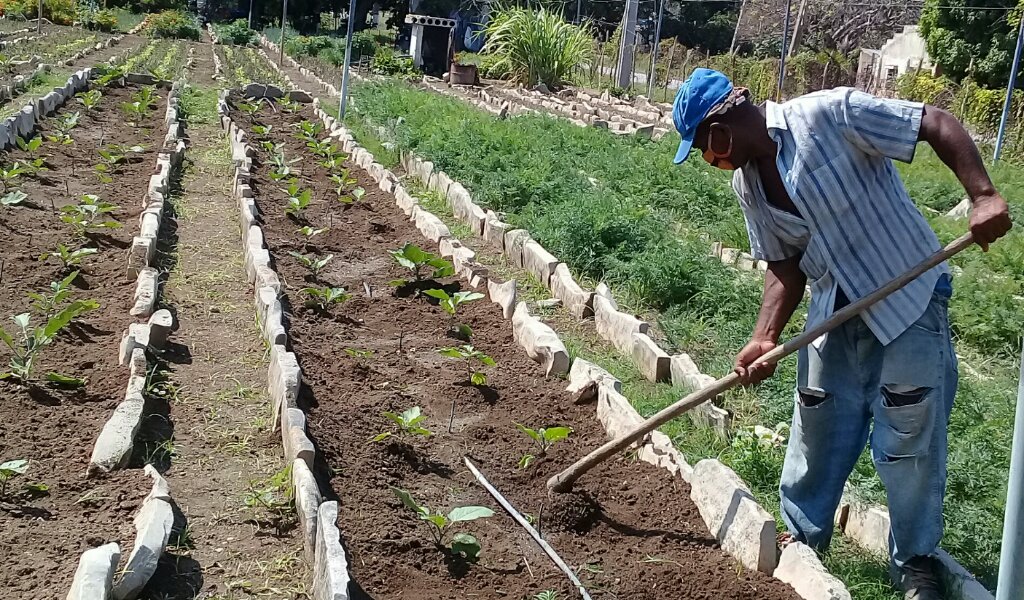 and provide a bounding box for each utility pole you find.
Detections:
[249,0,255,29]
[280,0,289,68]
[995,16,1024,162]
[616,0,638,88]
[576,0,582,24]
[788,0,807,58]
[338,0,358,120]
[730,0,745,54]
[37,0,42,33]
[776,0,793,101]
[647,0,666,97]
[995,340,1024,600]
